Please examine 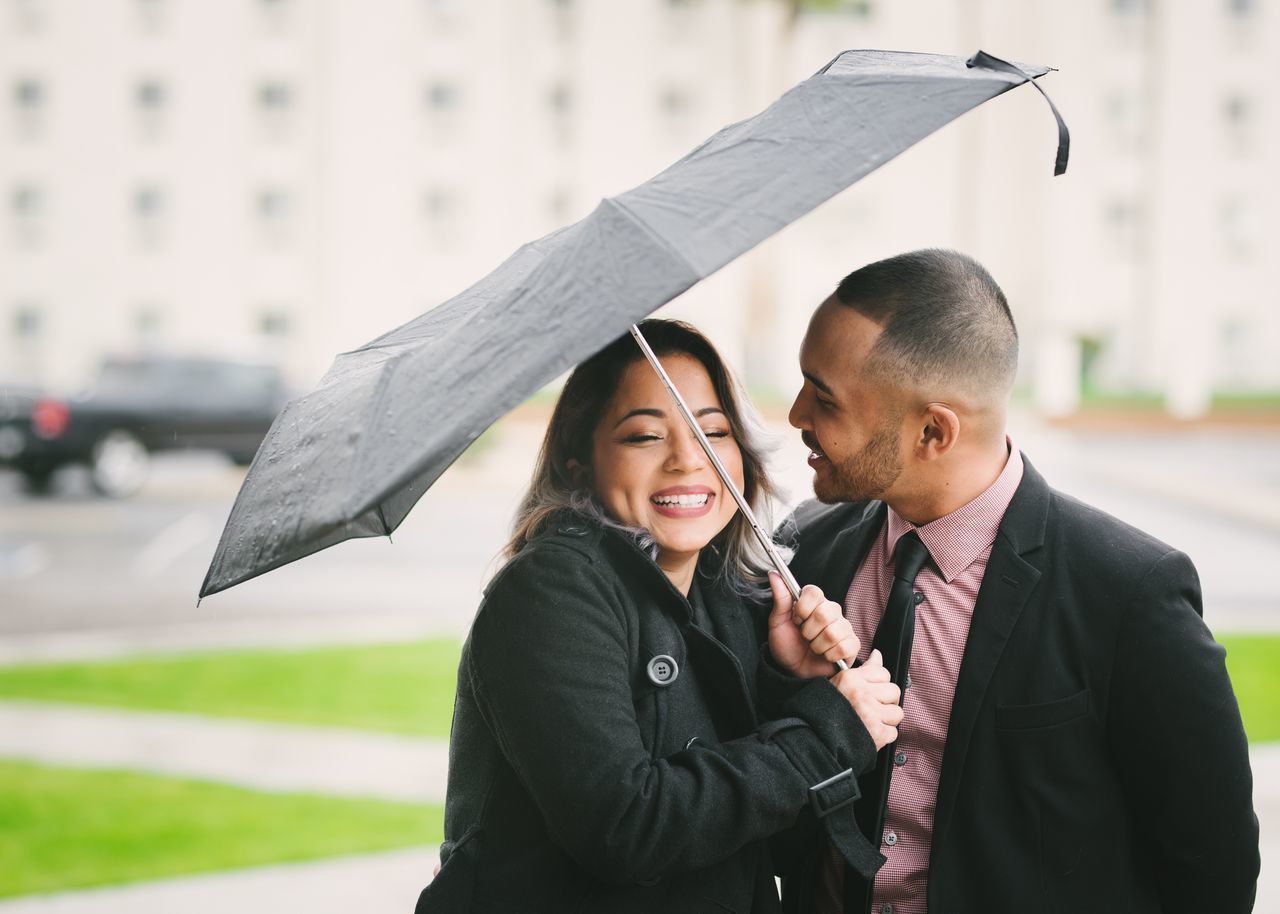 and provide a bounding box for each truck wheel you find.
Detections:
[90,430,150,497]
[21,467,56,495]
